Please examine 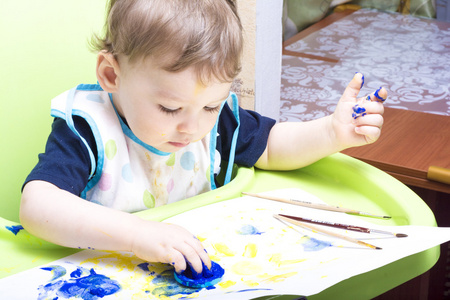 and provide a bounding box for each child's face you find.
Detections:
[113,57,232,153]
